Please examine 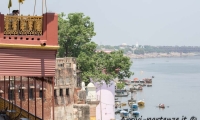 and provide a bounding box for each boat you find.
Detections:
[141,83,146,86]
[138,100,145,106]
[132,111,140,116]
[115,91,129,97]
[125,82,130,85]
[128,98,136,106]
[159,104,165,108]
[130,86,143,90]
[124,80,131,85]
[115,94,129,97]
[131,78,140,84]
[115,108,121,113]
[144,78,152,83]
[147,84,152,87]
[131,104,138,111]
[115,89,126,93]
[128,102,135,106]
[121,103,127,106]
[139,80,145,83]
[120,110,129,119]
